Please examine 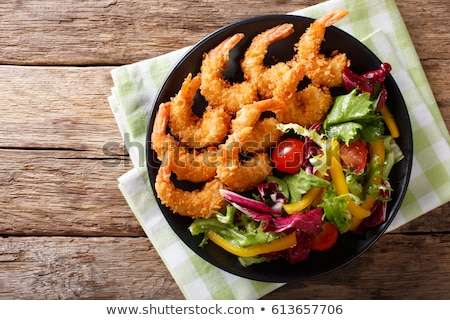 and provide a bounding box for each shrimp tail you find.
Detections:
[318,8,349,27]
